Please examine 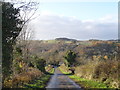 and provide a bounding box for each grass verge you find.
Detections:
[59,67,111,89]
[23,68,54,88]
[23,75,51,88]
